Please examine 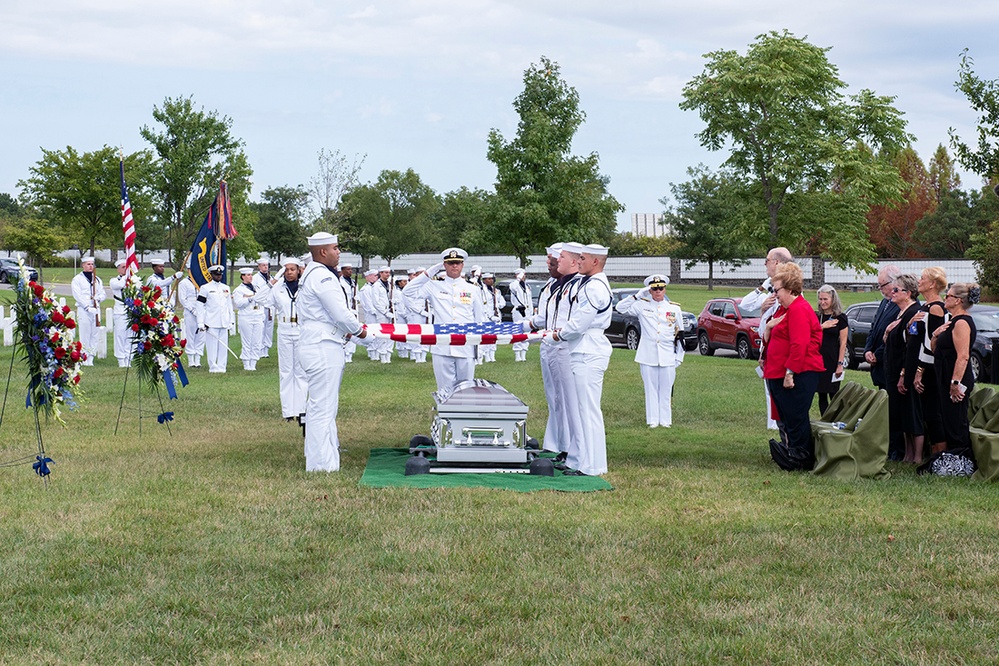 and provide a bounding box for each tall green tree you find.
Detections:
[140,96,252,267]
[18,146,156,256]
[435,187,495,253]
[486,57,623,266]
[253,186,309,261]
[661,166,756,290]
[340,169,440,268]
[680,31,910,267]
[913,188,977,258]
[928,144,961,202]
